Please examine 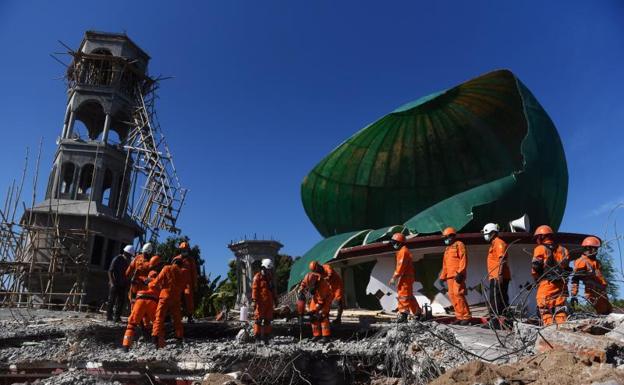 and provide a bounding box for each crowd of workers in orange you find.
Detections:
[108,223,611,349]
[106,241,198,350]
[387,223,612,329]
